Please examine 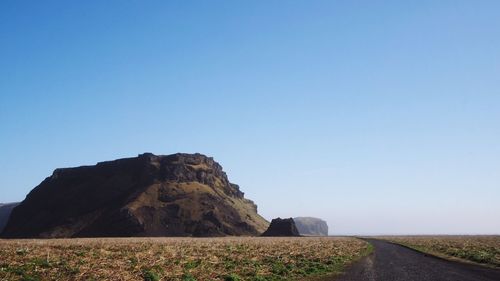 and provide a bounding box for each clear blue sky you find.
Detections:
[1,1,499,235]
